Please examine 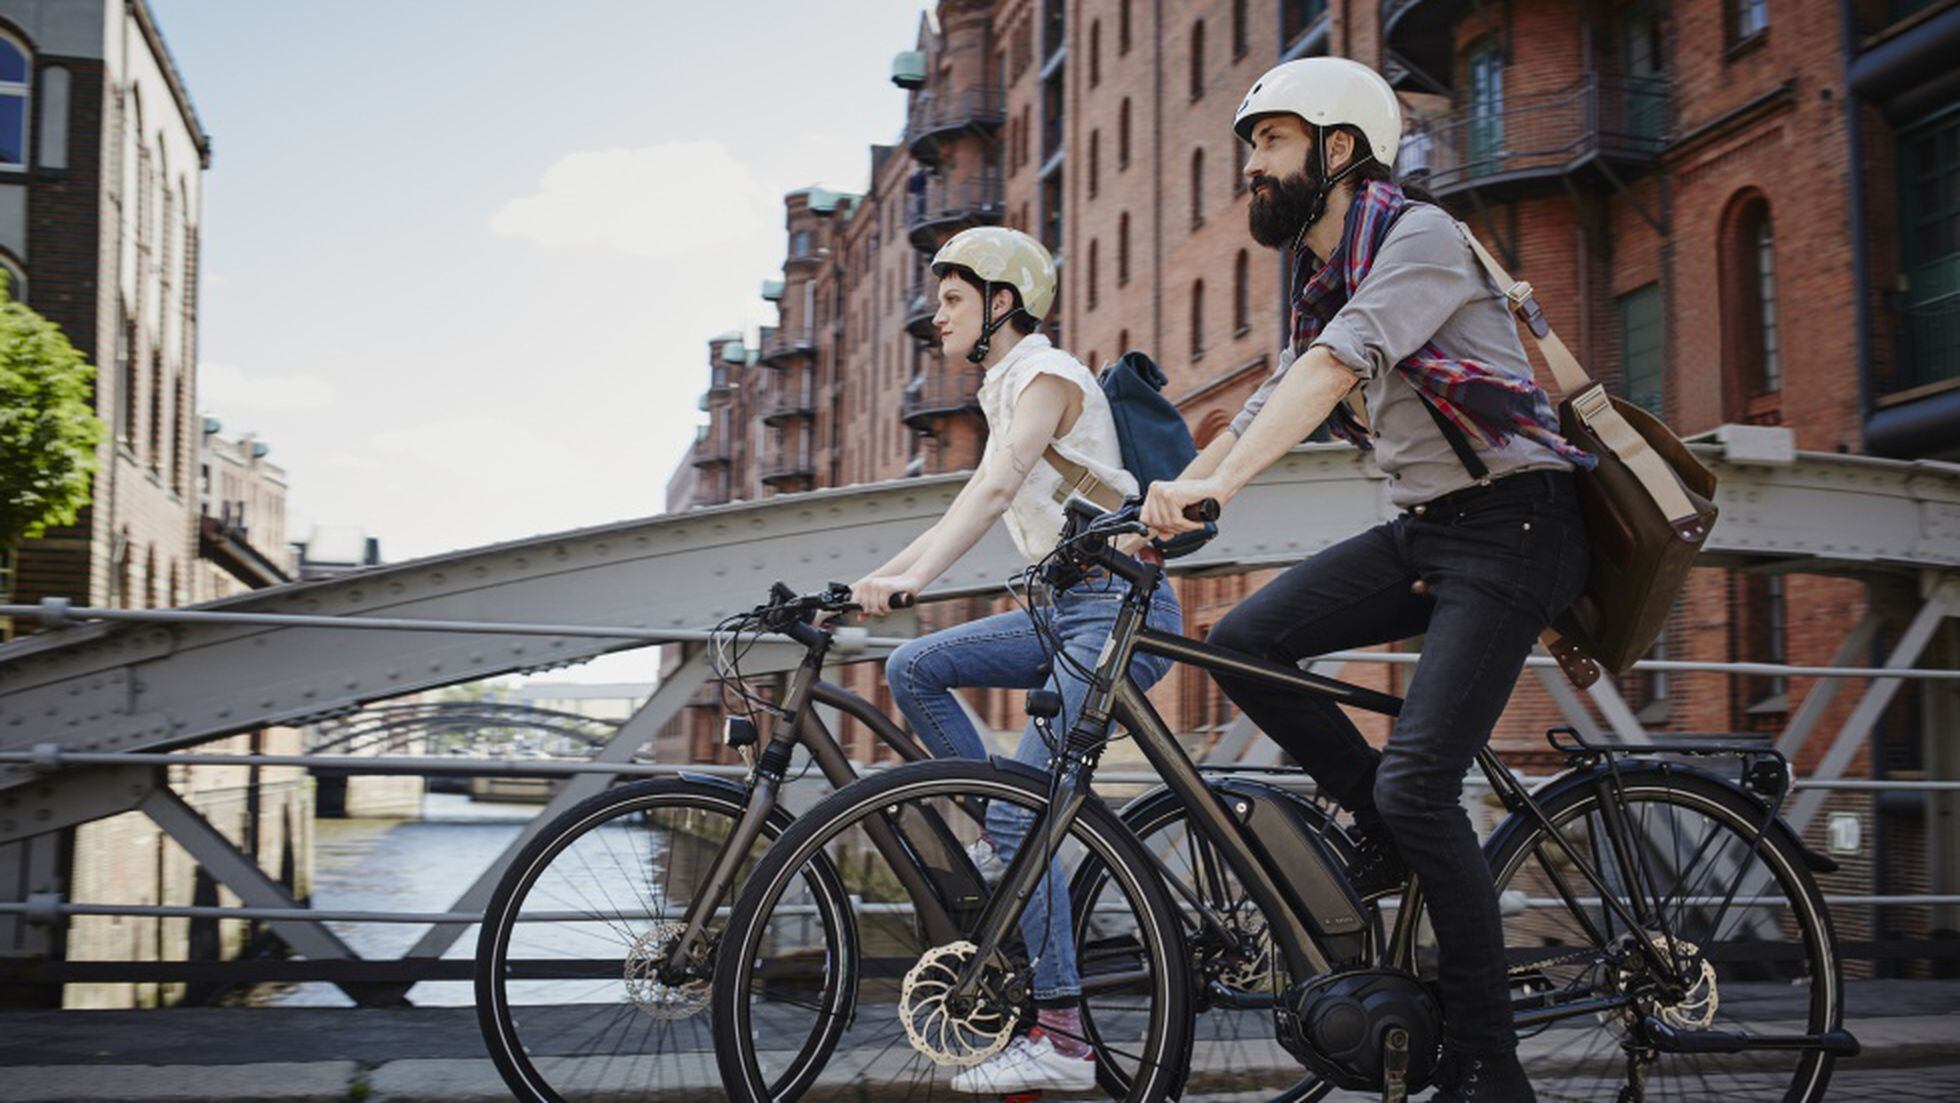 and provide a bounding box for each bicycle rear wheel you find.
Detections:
[475,777,853,1103]
[1451,766,1843,1102]
[712,759,1191,1103]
